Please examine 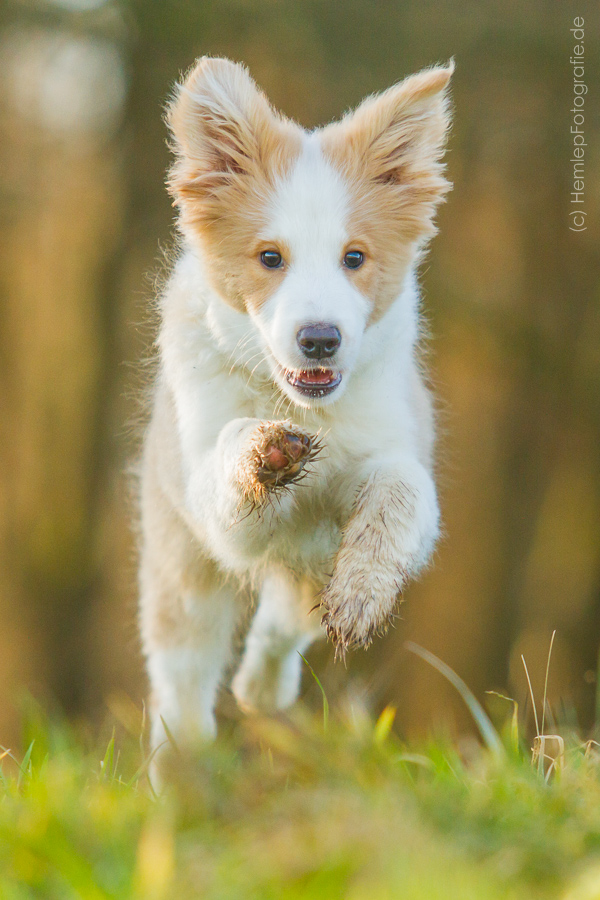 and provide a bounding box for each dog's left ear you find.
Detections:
[323,62,454,237]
